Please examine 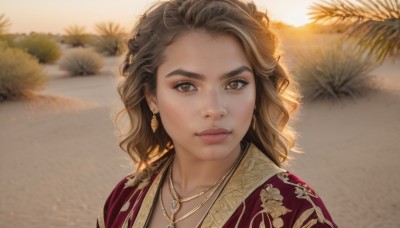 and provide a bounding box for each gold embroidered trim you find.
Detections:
[97,207,106,228]
[234,200,246,228]
[201,144,285,227]
[132,156,173,228]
